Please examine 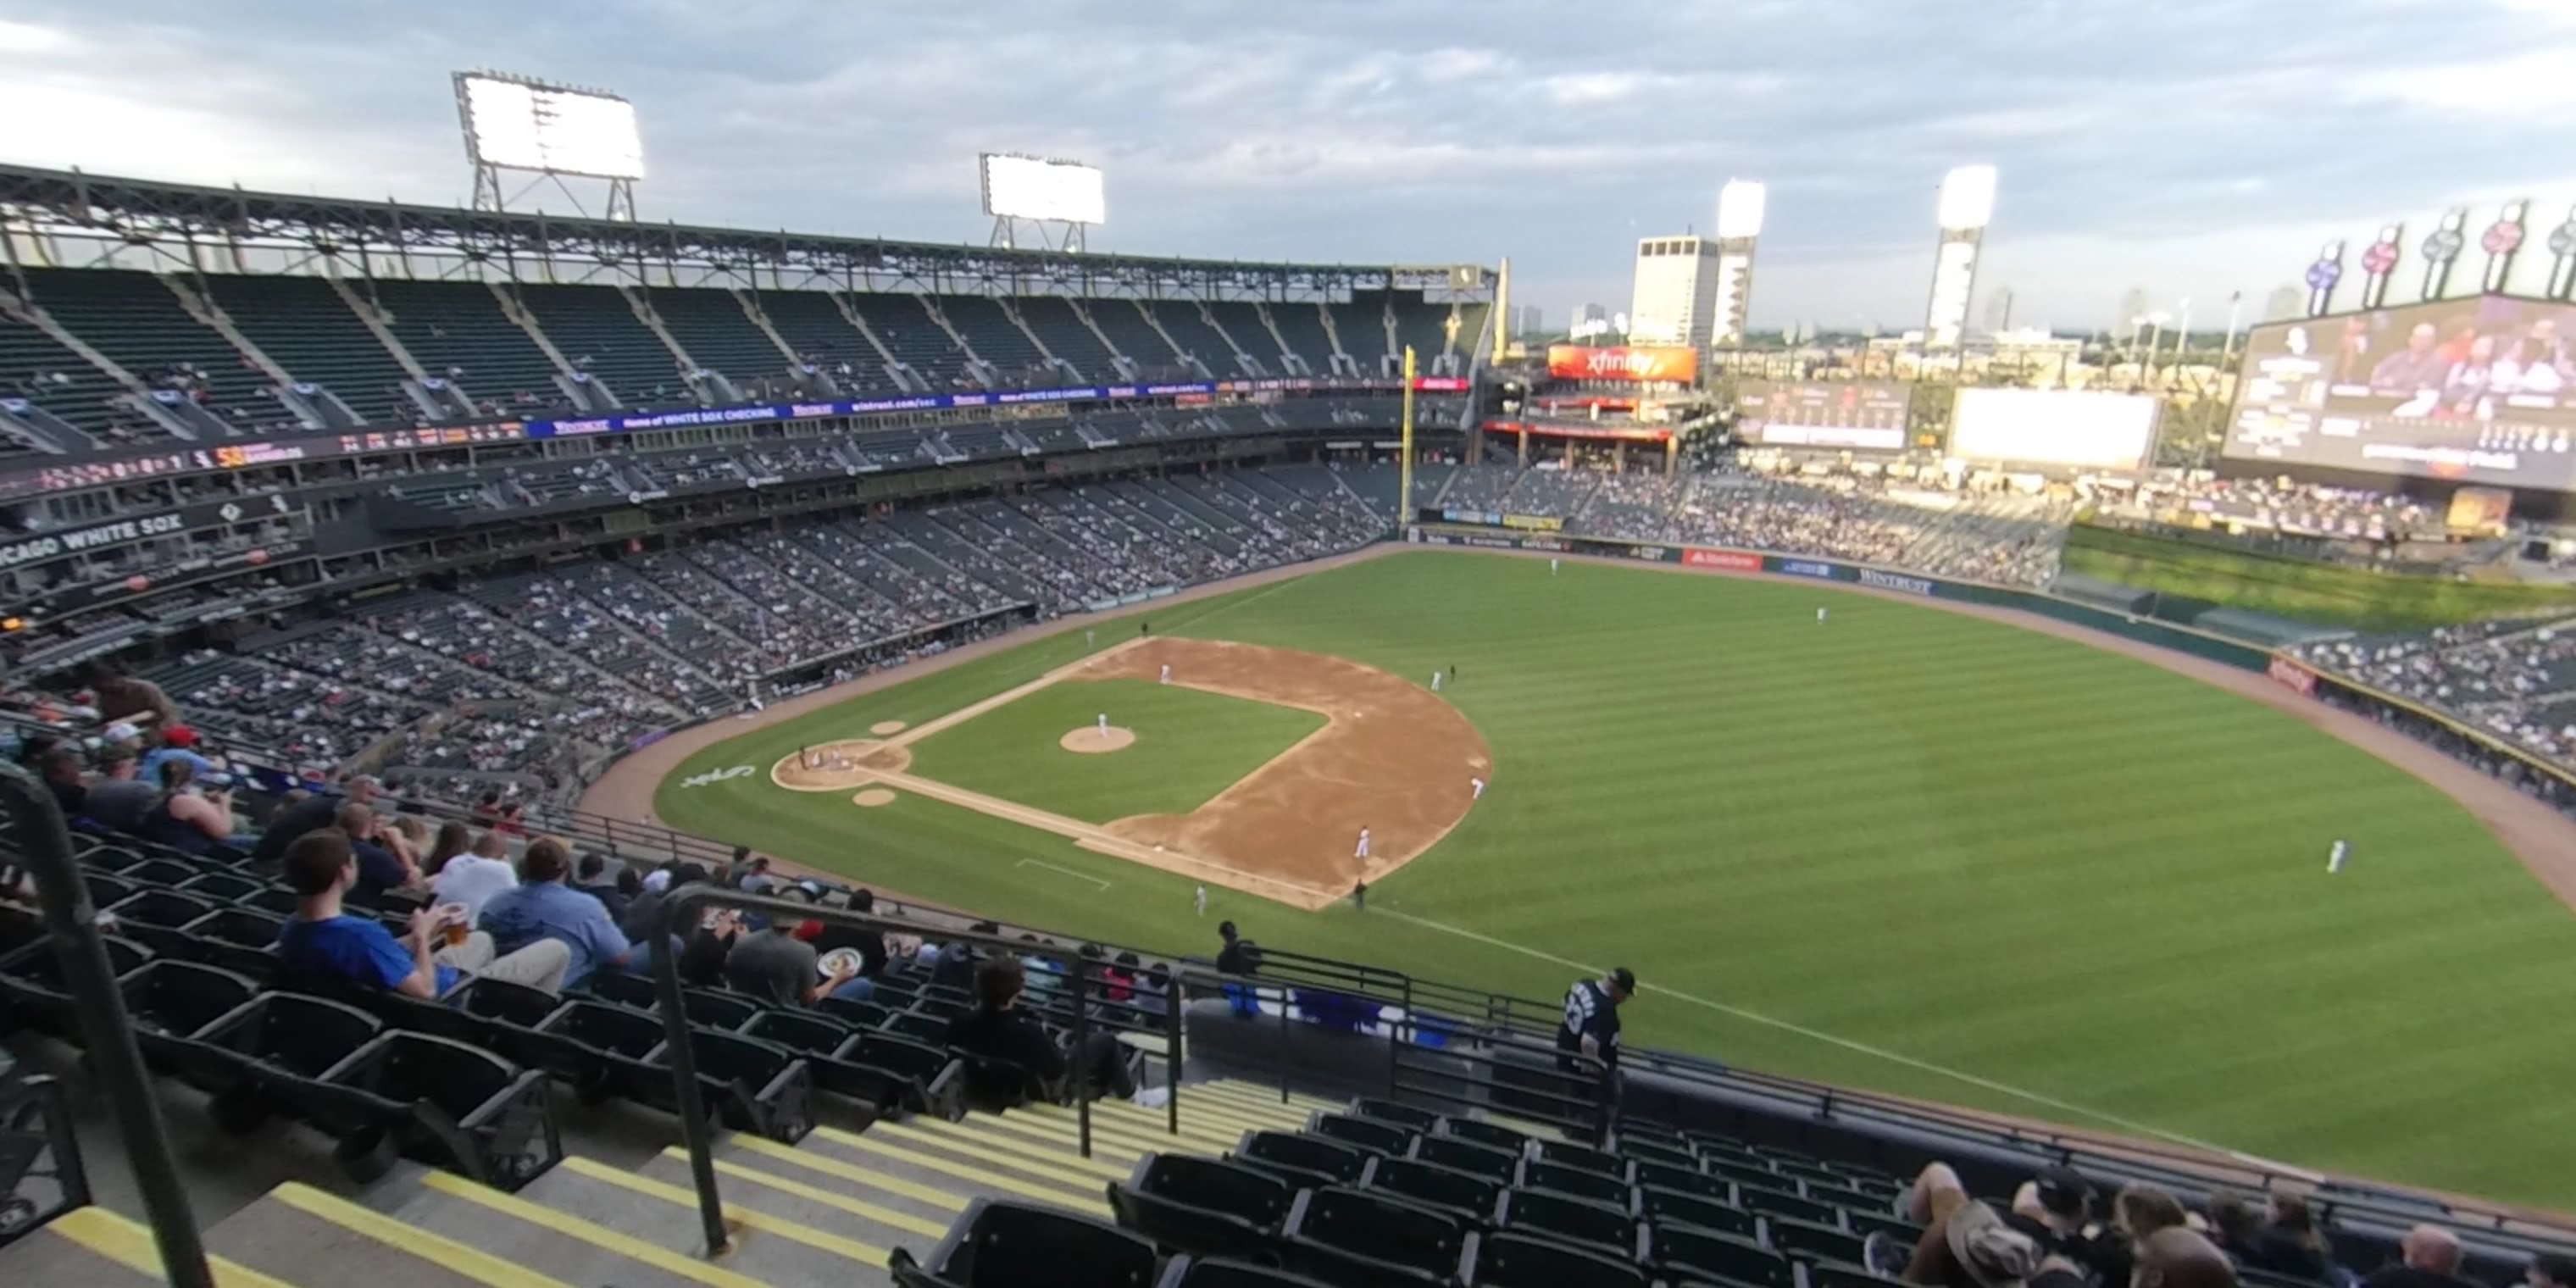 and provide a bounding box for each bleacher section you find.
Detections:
[1205,303,1274,376]
[1330,292,1396,372]
[647,286,795,397]
[367,279,564,413]
[201,275,415,425]
[849,293,975,389]
[1146,301,1243,378]
[513,284,687,407]
[1016,297,1121,382]
[0,308,144,444]
[1092,301,1189,378]
[1269,303,1341,373]
[17,269,280,430]
[940,296,1054,388]
[758,290,899,392]
[1391,291,1452,364]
